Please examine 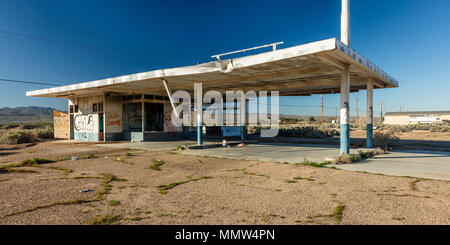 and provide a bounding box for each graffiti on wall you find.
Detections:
[74,114,95,132]
[164,111,174,132]
[106,112,121,127]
